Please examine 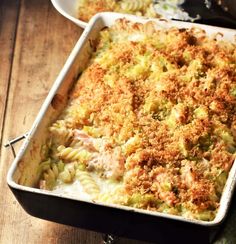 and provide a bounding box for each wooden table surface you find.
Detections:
[0,1,235,244]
